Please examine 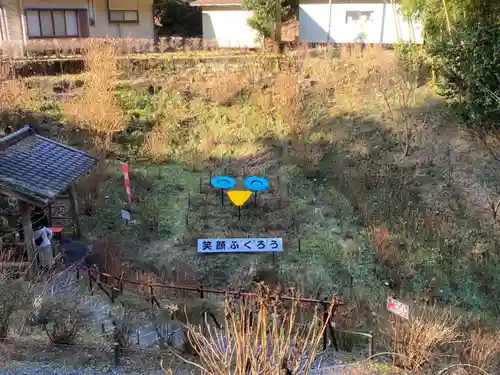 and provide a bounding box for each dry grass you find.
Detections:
[142,124,171,163]
[383,306,460,370]
[136,51,341,169]
[371,60,421,156]
[458,328,500,373]
[61,39,125,151]
[0,79,43,132]
[204,71,249,106]
[367,225,399,270]
[76,159,109,216]
[164,287,339,375]
[0,80,27,111]
[88,234,125,277]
